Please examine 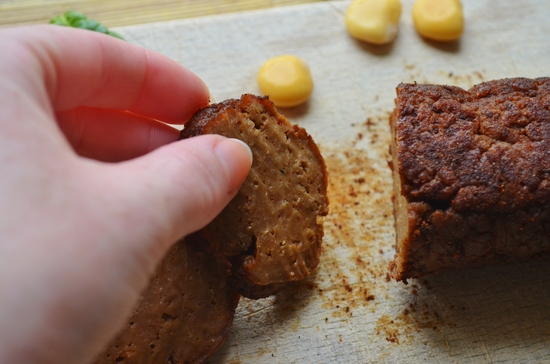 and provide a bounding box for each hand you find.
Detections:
[0,25,252,363]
